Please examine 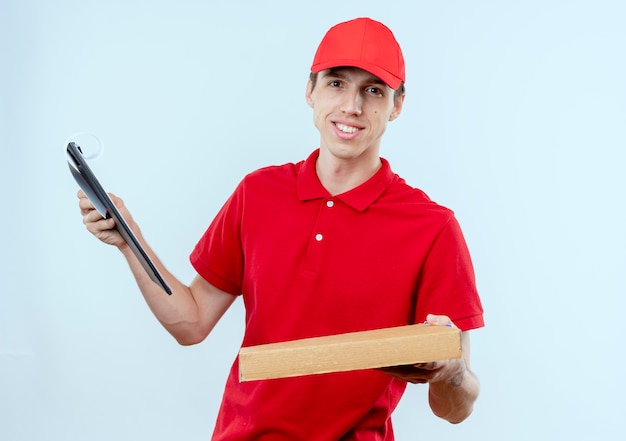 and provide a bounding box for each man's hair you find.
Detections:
[308,71,406,104]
